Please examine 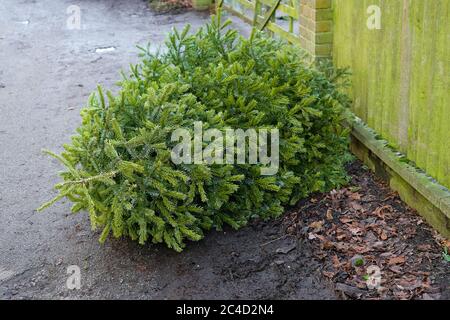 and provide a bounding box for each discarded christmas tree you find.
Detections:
[39,13,352,251]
